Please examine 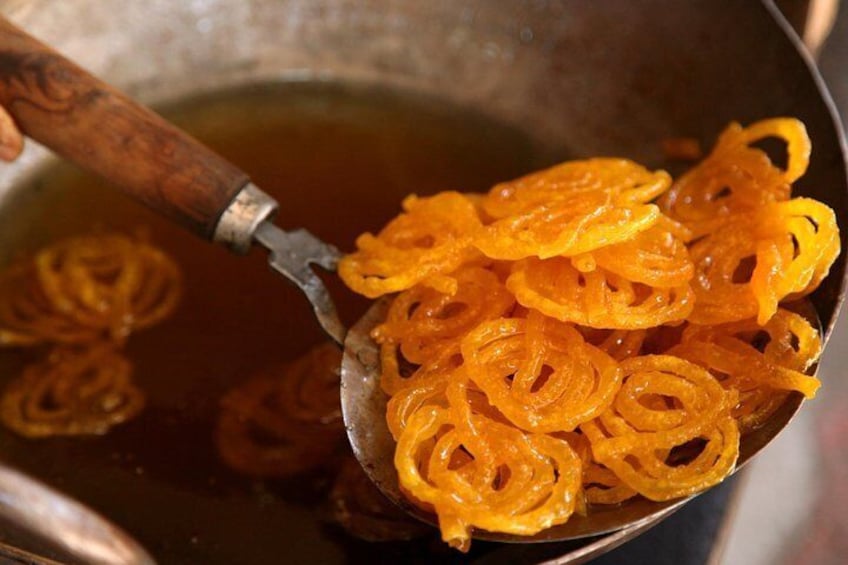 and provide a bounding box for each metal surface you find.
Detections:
[253,221,346,345]
[0,465,154,565]
[0,0,841,564]
[212,183,278,254]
